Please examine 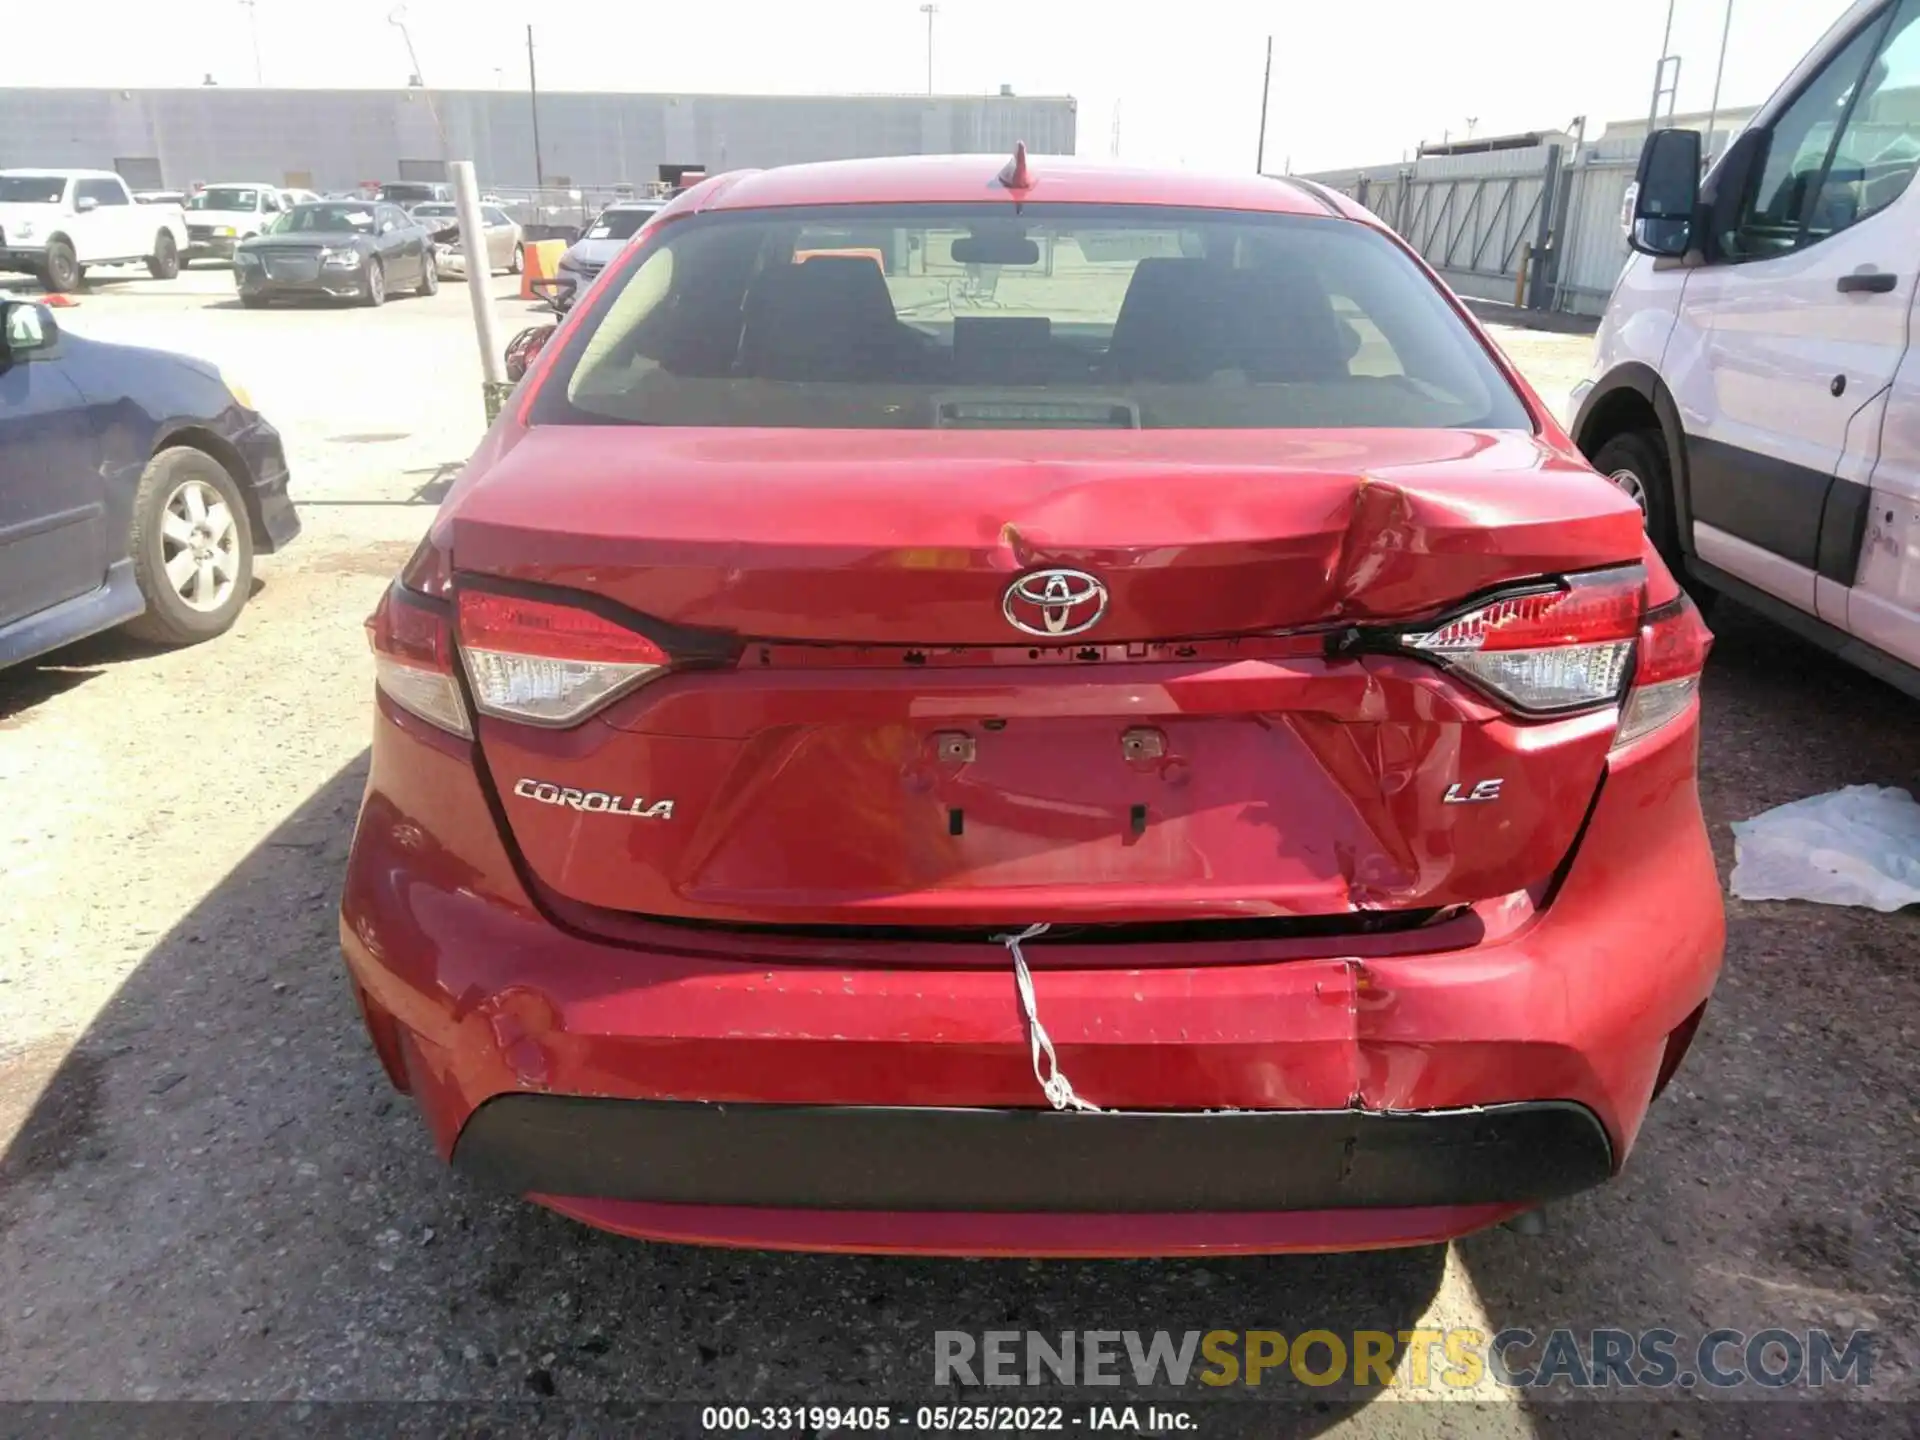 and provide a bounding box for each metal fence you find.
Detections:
[1301,120,1748,318]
